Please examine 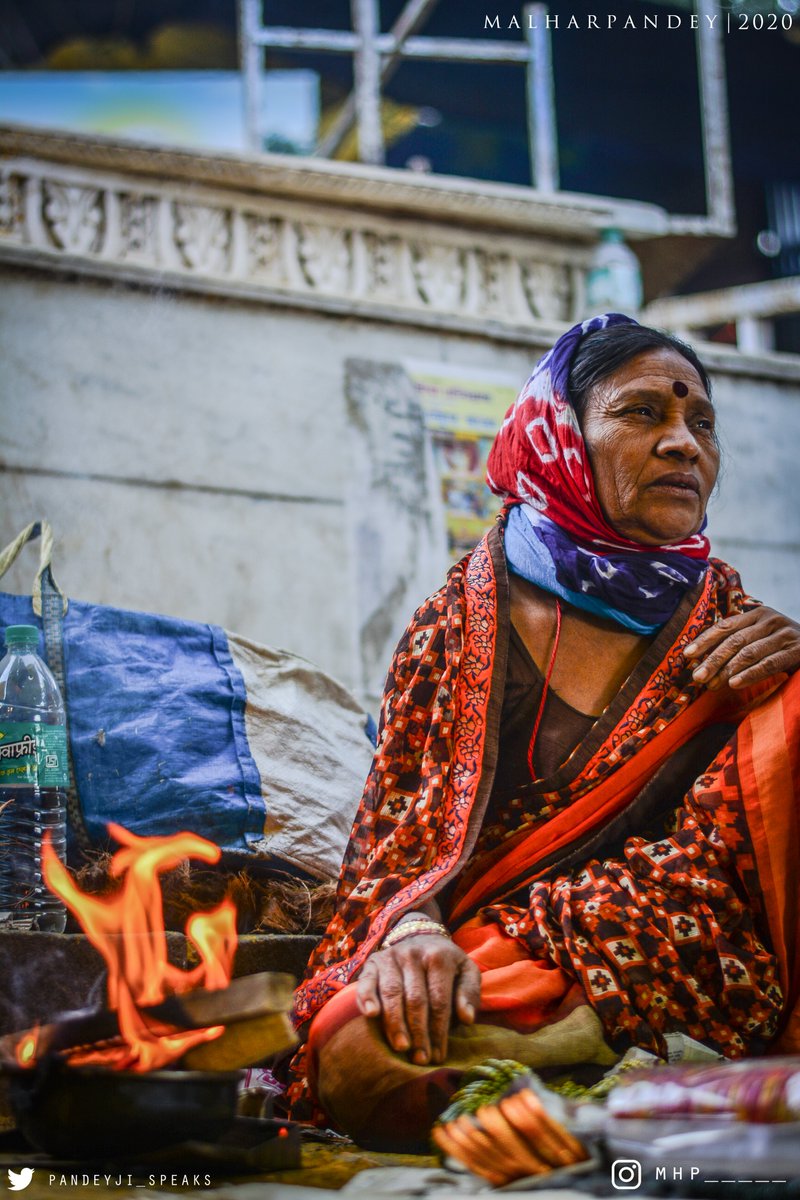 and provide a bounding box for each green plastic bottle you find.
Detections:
[0,625,68,931]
